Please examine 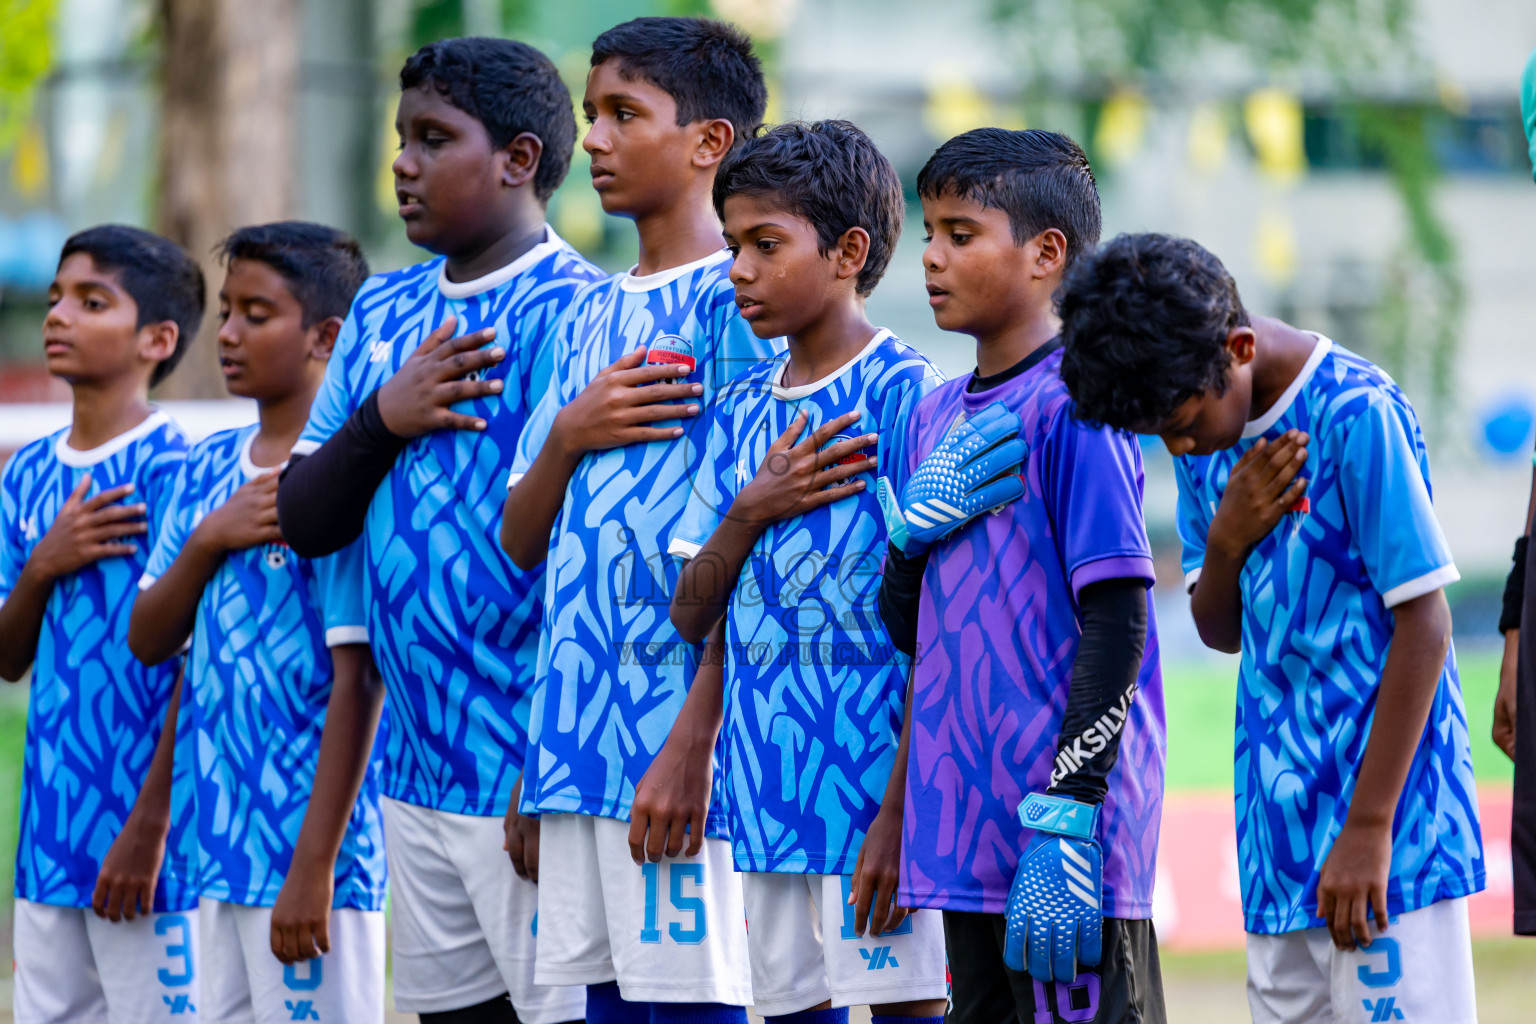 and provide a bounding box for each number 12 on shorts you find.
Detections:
[640,862,707,944]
